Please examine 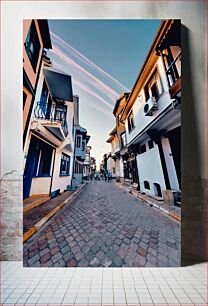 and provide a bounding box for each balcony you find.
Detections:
[34,101,68,140]
[166,52,181,98]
